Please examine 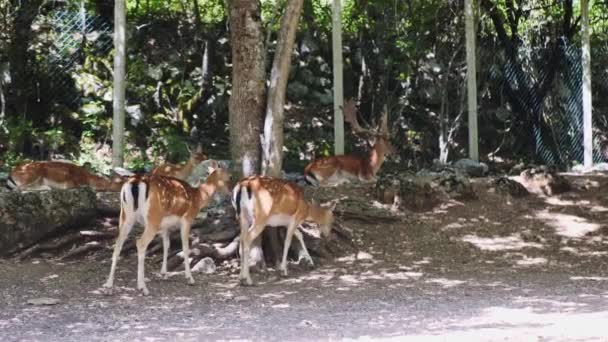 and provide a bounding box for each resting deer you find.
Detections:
[304,99,394,186]
[151,143,207,181]
[7,161,126,192]
[103,167,231,295]
[232,176,335,286]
